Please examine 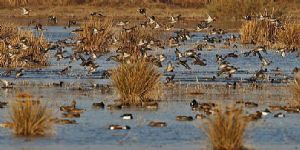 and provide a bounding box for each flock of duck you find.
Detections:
[0,7,299,130]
